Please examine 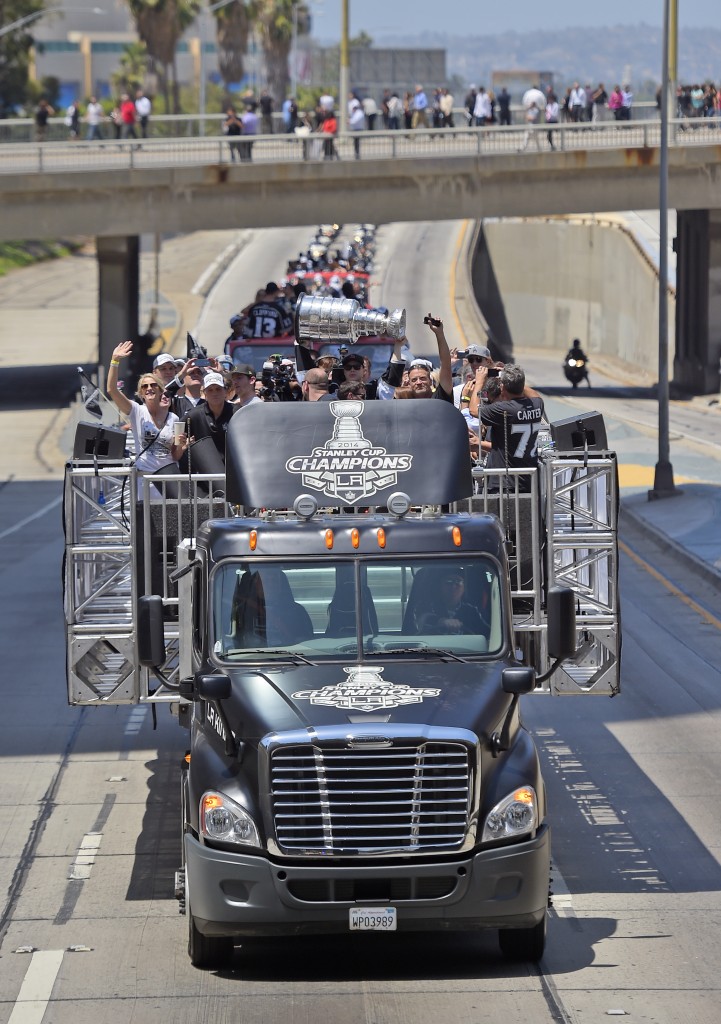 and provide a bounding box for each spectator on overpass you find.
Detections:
[239,104,258,162]
[259,90,274,134]
[348,93,366,159]
[85,97,104,141]
[34,98,54,143]
[120,94,137,139]
[135,89,151,138]
[223,107,243,162]
[412,85,429,129]
[497,87,511,126]
[608,85,624,121]
[621,85,633,120]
